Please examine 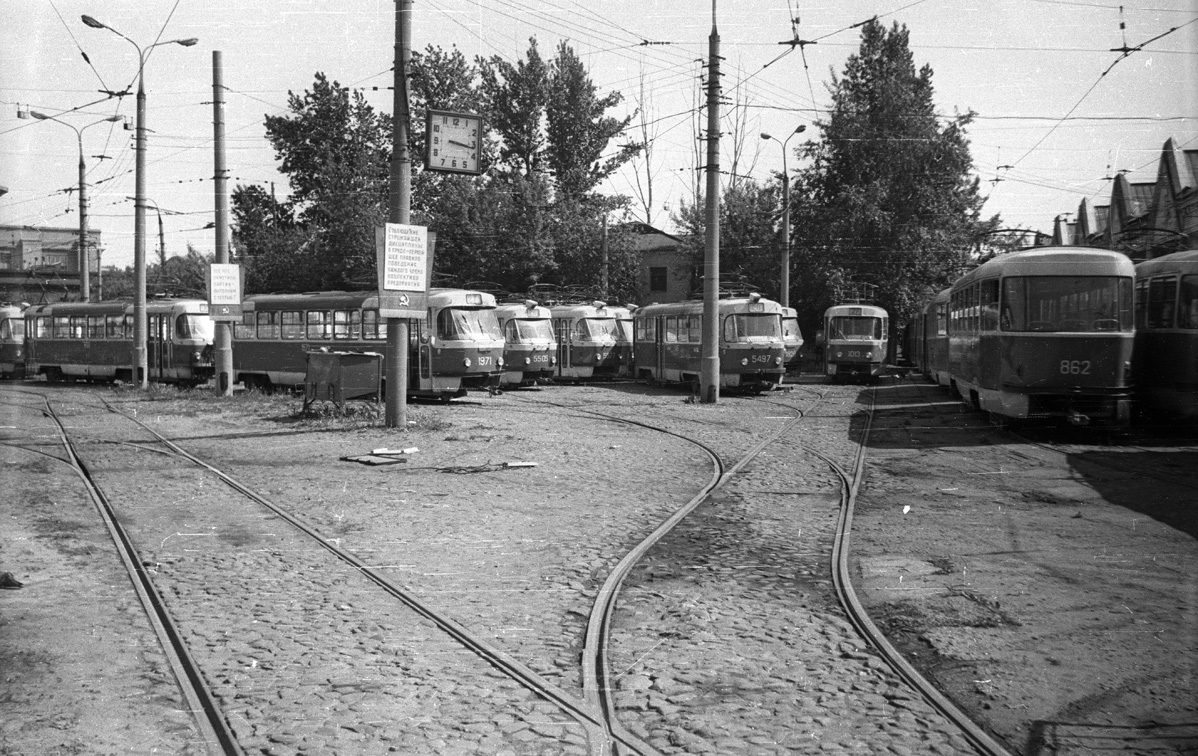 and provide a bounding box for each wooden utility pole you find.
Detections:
[700,0,721,403]
[385,0,412,428]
